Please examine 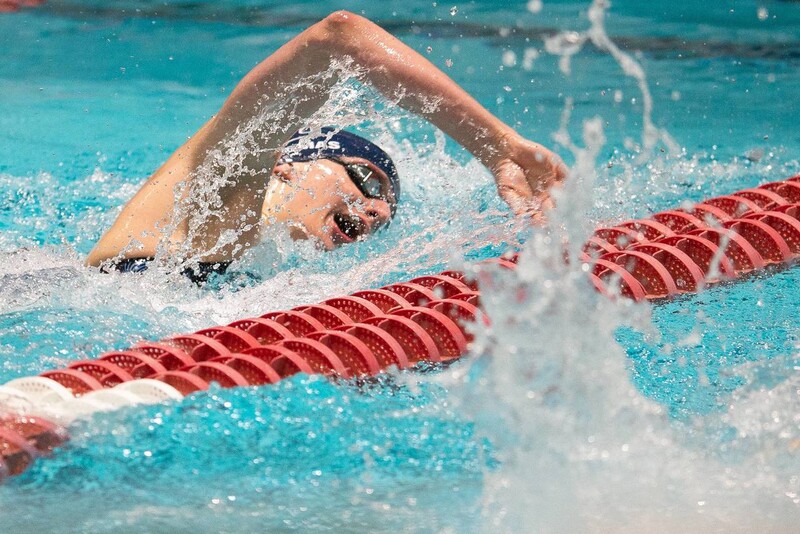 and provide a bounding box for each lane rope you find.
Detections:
[1,175,799,481]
